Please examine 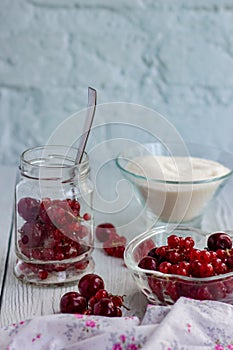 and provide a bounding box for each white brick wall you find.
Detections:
[0,0,233,164]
